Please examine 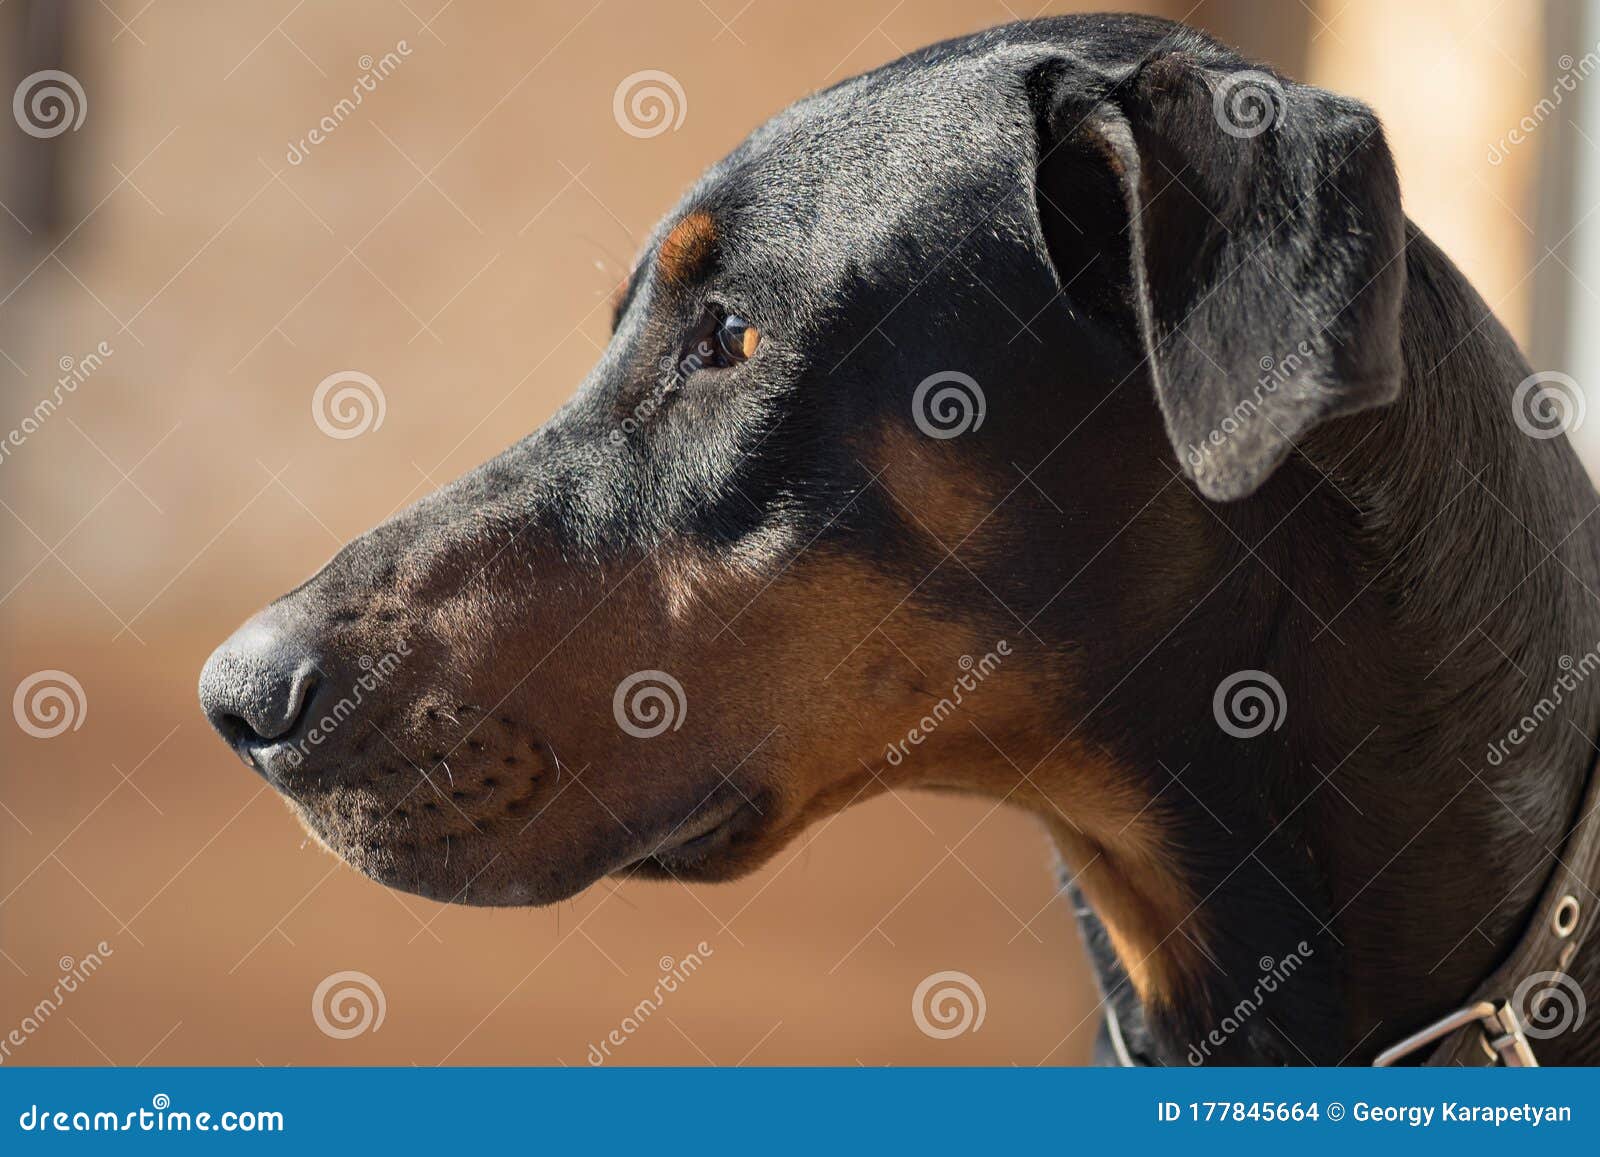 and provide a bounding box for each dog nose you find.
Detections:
[199,610,321,761]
